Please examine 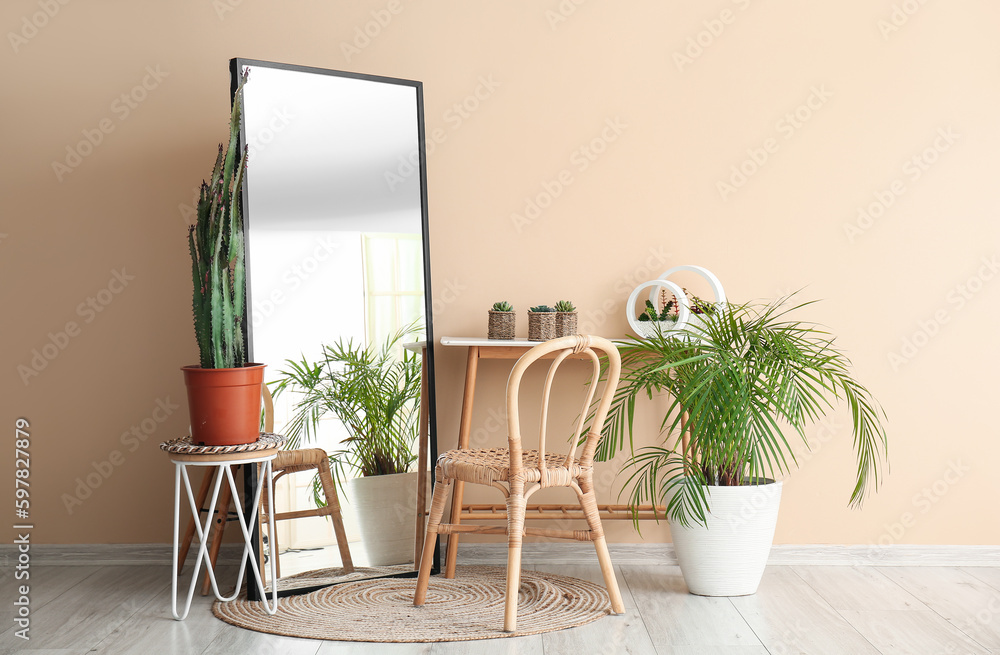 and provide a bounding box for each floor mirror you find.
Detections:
[229,58,438,597]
